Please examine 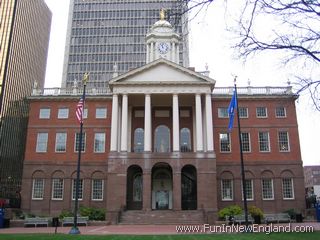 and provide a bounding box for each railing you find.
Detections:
[32,86,295,97]
[32,87,111,96]
[212,86,294,96]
